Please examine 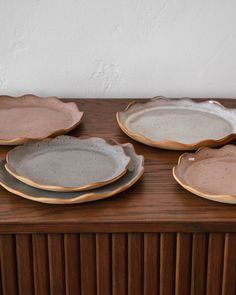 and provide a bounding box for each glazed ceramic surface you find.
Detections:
[117,97,236,150]
[0,144,144,204]
[0,94,83,145]
[173,145,236,204]
[6,136,131,192]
